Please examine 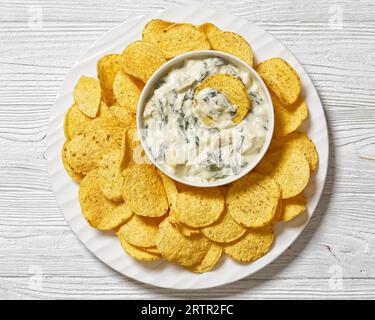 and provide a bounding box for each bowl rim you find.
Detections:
[136,50,274,187]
